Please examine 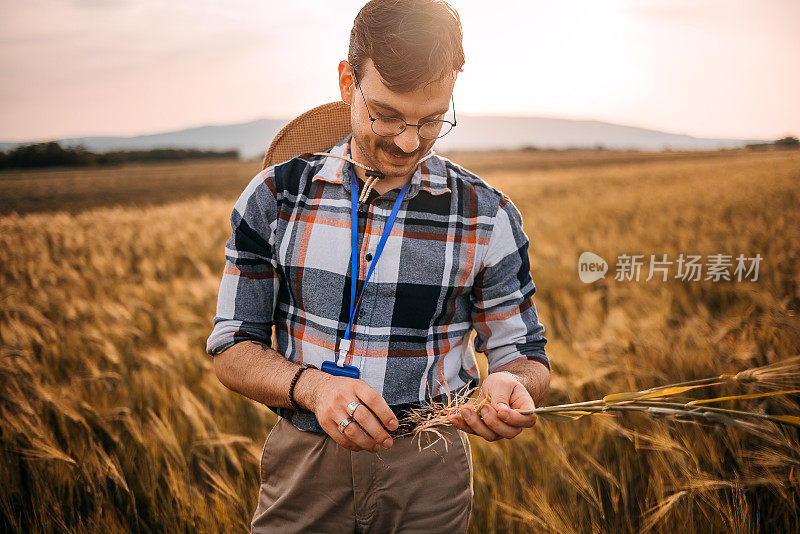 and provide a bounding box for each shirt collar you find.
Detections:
[311,133,451,199]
